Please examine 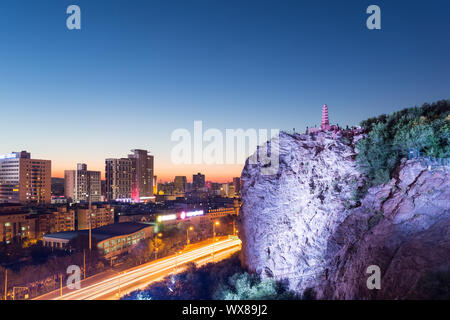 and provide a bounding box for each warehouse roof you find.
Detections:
[43,222,155,242]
